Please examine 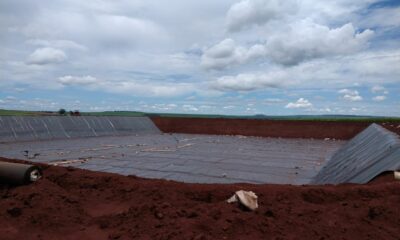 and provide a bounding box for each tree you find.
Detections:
[58,108,66,115]
[69,110,81,116]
